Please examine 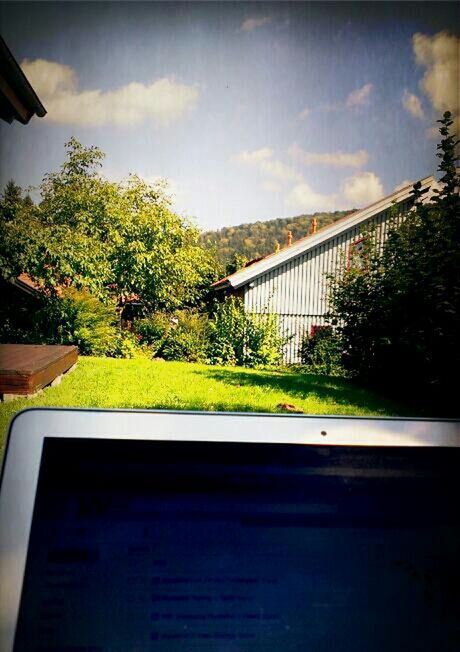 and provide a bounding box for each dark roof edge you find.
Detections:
[0,35,46,121]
